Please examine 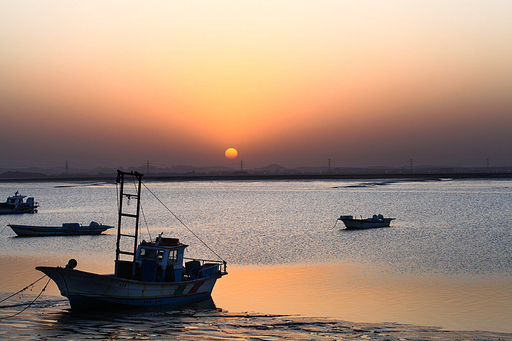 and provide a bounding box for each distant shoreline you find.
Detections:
[1,172,511,182]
